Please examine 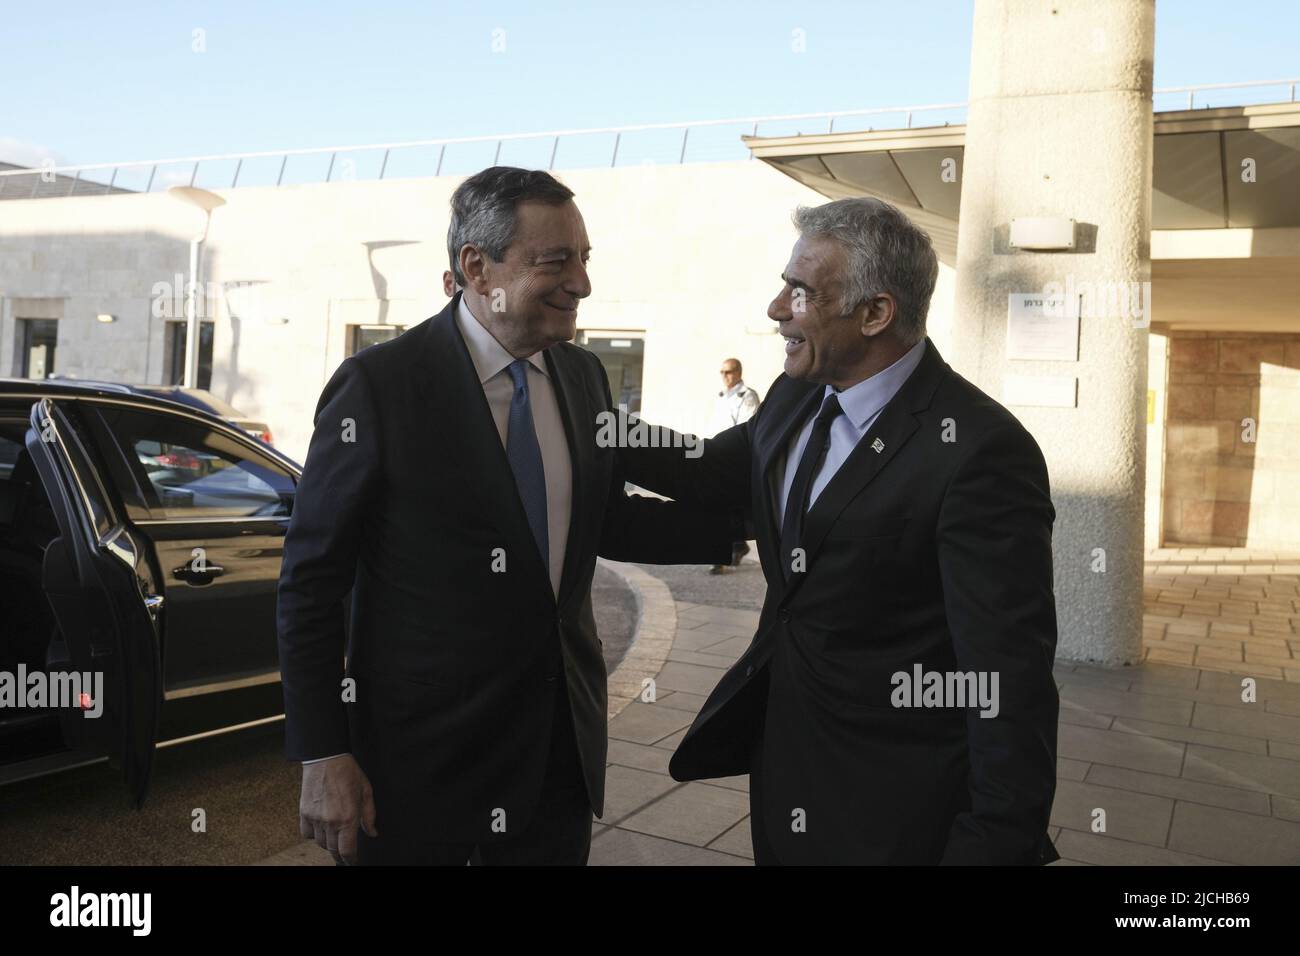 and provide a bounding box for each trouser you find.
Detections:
[356,684,593,866]
[747,679,781,866]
